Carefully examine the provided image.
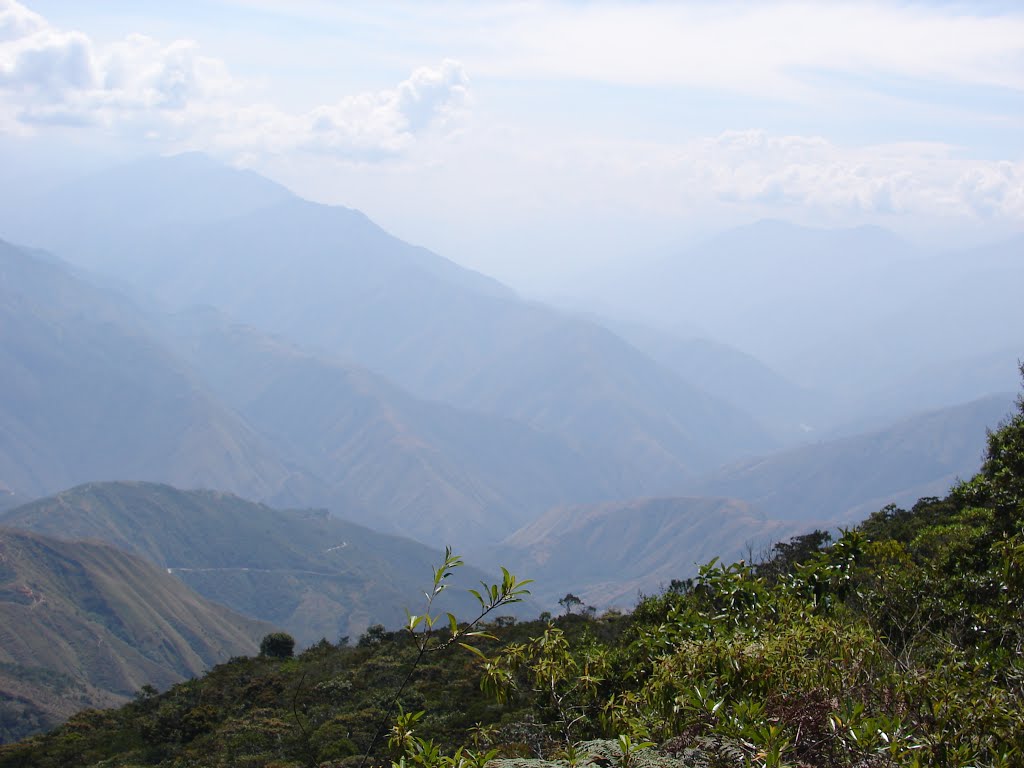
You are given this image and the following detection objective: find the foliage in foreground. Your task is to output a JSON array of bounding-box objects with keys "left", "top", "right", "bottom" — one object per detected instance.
[{"left": 3, "top": 374, "right": 1023, "bottom": 767}]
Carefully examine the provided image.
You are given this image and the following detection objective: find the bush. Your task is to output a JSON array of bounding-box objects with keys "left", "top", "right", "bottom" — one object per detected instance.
[{"left": 259, "top": 632, "right": 295, "bottom": 659}]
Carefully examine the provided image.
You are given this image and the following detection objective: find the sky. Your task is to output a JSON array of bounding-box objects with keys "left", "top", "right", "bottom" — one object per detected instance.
[{"left": 1, "top": 0, "right": 1022, "bottom": 291}]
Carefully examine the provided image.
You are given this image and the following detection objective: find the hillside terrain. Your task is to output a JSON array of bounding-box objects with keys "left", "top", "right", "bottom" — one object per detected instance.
[
  {"left": 2, "top": 371, "right": 1021, "bottom": 767},
  {"left": 2, "top": 232, "right": 777, "bottom": 550},
  {"left": 598, "top": 318, "right": 835, "bottom": 441},
  {"left": 496, "top": 497, "right": 811, "bottom": 607},
  {"left": 0, "top": 482, "right": 525, "bottom": 646},
  {"left": 157, "top": 308, "right": 625, "bottom": 544},
  {"left": 0, "top": 527, "right": 270, "bottom": 743},
  {"left": 686, "top": 392, "right": 1014, "bottom": 523},
  {"left": 1, "top": 152, "right": 1021, "bottom": 763},
  {"left": 0, "top": 238, "right": 300, "bottom": 505},
  {"left": 0, "top": 237, "right": 653, "bottom": 548}
]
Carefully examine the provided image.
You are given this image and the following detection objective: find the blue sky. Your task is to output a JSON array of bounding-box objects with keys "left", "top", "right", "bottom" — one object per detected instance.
[{"left": 2, "top": 0, "right": 1022, "bottom": 289}]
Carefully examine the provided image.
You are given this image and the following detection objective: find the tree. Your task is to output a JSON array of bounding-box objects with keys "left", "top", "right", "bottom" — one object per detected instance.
[
  {"left": 558, "top": 593, "right": 582, "bottom": 615},
  {"left": 259, "top": 632, "right": 295, "bottom": 659},
  {"left": 954, "top": 361, "right": 1024, "bottom": 532}
]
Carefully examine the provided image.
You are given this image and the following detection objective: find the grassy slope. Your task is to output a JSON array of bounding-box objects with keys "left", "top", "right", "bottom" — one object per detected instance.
[
  {"left": 0, "top": 528, "right": 271, "bottom": 743},
  {"left": 0, "top": 482, "right": 530, "bottom": 646}
]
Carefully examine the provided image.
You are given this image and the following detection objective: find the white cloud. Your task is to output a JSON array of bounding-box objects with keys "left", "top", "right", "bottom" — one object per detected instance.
[
  {"left": 299, "top": 59, "right": 468, "bottom": 157},
  {"left": 0, "top": 0, "right": 43, "bottom": 41},
  {"left": 442, "top": 127, "right": 1024, "bottom": 231},
  {"left": 0, "top": 1, "right": 468, "bottom": 159},
  {"left": 639, "top": 131, "right": 1024, "bottom": 223}
]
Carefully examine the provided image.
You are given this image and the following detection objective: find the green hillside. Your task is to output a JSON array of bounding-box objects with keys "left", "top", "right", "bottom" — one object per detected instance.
[
  {"left": 2, "top": 372, "right": 1021, "bottom": 767},
  {"left": 0, "top": 528, "right": 270, "bottom": 744},
  {"left": 0, "top": 482, "right": 525, "bottom": 646}
]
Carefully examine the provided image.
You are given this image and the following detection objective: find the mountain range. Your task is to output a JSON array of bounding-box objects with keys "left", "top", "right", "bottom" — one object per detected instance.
[
  {"left": 1, "top": 152, "right": 1020, "bottom": 743},
  {"left": 2, "top": 154, "right": 779, "bottom": 489},
  {"left": 595, "top": 219, "right": 1024, "bottom": 413}
]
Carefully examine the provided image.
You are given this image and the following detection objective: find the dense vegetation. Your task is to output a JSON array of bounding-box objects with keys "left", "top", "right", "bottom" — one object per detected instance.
[{"left": 2, "top": 375, "right": 1022, "bottom": 767}]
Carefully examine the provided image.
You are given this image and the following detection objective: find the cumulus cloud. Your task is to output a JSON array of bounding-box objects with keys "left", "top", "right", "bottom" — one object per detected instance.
[
  {"left": 300, "top": 60, "right": 468, "bottom": 156},
  {"left": 0, "top": 0, "right": 43, "bottom": 41},
  {"left": 670, "top": 131, "right": 1024, "bottom": 223},
  {"left": 516, "top": 129, "right": 1024, "bottom": 228},
  {"left": 0, "top": 0, "right": 468, "bottom": 159}
]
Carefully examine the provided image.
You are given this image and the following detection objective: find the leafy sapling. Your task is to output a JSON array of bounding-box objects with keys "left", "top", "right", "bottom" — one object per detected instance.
[
  {"left": 359, "top": 547, "right": 532, "bottom": 768},
  {"left": 616, "top": 734, "right": 656, "bottom": 768}
]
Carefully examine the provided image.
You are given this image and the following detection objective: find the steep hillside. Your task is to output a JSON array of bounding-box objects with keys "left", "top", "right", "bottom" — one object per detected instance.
[
  {"left": 158, "top": 309, "right": 626, "bottom": 545},
  {"left": 600, "top": 319, "right": 835, "bottom": 441},
  {"left": 0, "top": 239, "right": 301, "bottom": 505},
  {"left": 497, "top": 497, "right": 810, "bottom": 608},
  {"left": 0, "top": 486, "right": 25, "bottom": 514},
  {"left": 2, "top": 237, "right": 638, "bottom": 548},
  {"left": 0, "top": 527, "right": 269, "bottom": 742},
  {"left": 0, "top": 482, "right": 526, "bottom": 645},
  {"left": 140, "top": 195, "right": 775, "bottom": 483},
  {"left": 687, "top": 393, "right": 1014, "bottom": 522}
]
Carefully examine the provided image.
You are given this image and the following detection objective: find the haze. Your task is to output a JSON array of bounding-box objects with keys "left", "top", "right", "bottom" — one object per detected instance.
[{"left": 1, "top": 0, "right": 1021, "bottom": 293}]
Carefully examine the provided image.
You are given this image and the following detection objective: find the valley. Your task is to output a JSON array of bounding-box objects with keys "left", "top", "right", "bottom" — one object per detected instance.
[{"left": 0, "top": 150, "right": 1020, "bottom": 754}]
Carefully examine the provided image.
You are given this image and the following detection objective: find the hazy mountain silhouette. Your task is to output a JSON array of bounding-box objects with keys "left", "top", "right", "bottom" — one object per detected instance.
[
  {"left": 157, "top": 307, "right": 627, "bottom": 545},
  {"left": 0, "top": 239, "right": 301, "bottom": 504},
  {"left": 0, "top": 238, "right": 646, "bottom": 549},
  {"left": 598, "top": 317, "right": 834, "bottom": 441},
  {"left": 495, "top": 496, "right": 810, "bottom": 609},
  {"left": 686, "top": 393, "right": 1014, "bottom": 523},
  {"left": 5, "top": 153, "right": 777, "bottom": 485},
  {"left": 599, "top": 220, "right": 1023, "bottom": 410},
  {"left": 0, "top": 153, "right": 293, "bottom": 275}
]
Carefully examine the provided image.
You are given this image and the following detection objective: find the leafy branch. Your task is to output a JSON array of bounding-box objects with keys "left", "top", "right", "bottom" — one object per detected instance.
[{"left": 359, "top": 547, "right": 532, "bottom": 768}]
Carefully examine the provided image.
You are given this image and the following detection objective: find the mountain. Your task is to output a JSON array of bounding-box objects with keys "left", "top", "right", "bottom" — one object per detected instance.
[
  {"left": 829, "top": 346, "right": 1024, "bottom": 438},
  {"left": 138, "top": 194, "right": 776, "bottom": 483},
  {"left": 600, "top": 220, "right": 1024, "bottom": 408},
  {"left": 598, "top": 318, "right": 835, "bottom": 441},
  {"left": 496, "top": 497, "right": 810, "bottom": 609},
  {"left": 686, "top": 393, "right": 1014, "bottom": 523},
  {"left": 4, "top": 154, "right": 777, "bottom": 486},
  {"left": 0, "top": 238, "right": 301, "bottom": 505},
  {"left": 798, "top": 235, "right": 1024, "bottom": 403},
  {"left": 608, "top": 220, "right": 916, "bottom": 364},
  {"left": 0, "top": 526, "right": 270, "bottom": 742},
  {"left": 156, "top": 308, "right": 627, "bottom": 545},
  {"left": 1, "top": 237, "right": 634, "bottom": 548},
  {"left": 0, "top": 486, "right": 25, "bottom": 514},
  {"left": 0, "top": 482, "right": 530, "bottom": 646},
  {"left": 0, "top": 152, "right": 294, "bottom": 275}
]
